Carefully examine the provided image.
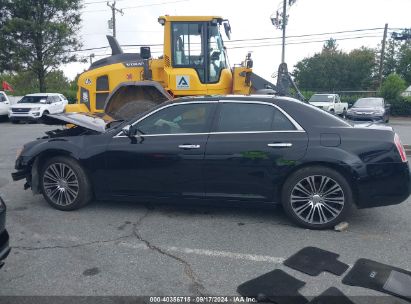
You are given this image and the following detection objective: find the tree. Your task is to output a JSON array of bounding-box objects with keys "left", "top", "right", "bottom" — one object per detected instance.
[
  {"left": 0, "top": 0, "right": 82, "bottom": 92},
  {"left": 293, "top": 40, "right": 377, "bottom": 91},
  {"left": 0, "top": 69, "right": 71, "bottom": 96},
  {"left": 381, "top": 37, "right": 411, "bottom": 84},
  {"left": 382, "top": 38, "right": 401, "bottom": 78},
  {"left": 379, "top": 73, "right": 406, "bottom": 101},
  {"left": 396, "top": 41, "right": 411, "bottom": 84},
  {"left": 322, "top": 38, "right": 338, "bottom": 53}
]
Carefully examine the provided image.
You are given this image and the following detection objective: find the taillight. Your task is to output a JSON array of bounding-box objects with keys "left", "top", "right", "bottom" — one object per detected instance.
[{"left": 394, "top": 133, "right": 407, "bottom": 162}]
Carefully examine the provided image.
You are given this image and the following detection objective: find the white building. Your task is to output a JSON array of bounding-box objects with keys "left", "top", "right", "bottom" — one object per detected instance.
[{"left": 402, "top": 85, "right": 411, "bottom": 97}]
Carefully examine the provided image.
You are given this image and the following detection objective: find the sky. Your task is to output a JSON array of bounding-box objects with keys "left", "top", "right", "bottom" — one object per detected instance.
[{"left": 64, "top": 0, "right": 411, "bottom": 82}]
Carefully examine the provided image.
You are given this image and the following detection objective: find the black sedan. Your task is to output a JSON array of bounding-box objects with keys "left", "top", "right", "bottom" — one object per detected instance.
[
  {"left": 346, "top": 97, "right": 390, "bottom": 123},
  {"left": 0, "top": 195, "right": 10, "bottom": 269},
  {"left": 12, "top": 96, "right": 410, "bottom": 229}
]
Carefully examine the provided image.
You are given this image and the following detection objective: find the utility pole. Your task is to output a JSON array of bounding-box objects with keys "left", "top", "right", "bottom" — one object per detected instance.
[
  {"left": 89, "top": 53, "right": 95, "bottom": 65},
  {"left": 281, "top": 0, "right": 287, "bottom": 63},
  {"left": 271, "top": 0, "right": 296, "bottom": 63},
  {"left": 107, "top": 1, "right": 124, "bottom": 38},
  {"left": 378, "top": 23, "right": 388, "bottom": 87}
]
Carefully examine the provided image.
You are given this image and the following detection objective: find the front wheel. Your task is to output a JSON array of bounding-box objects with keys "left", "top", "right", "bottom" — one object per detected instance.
[
  {"left": 281, "top": 166, "right": 353, "bottom": 229},
  {"left": 40, "top": 156, "right": 92, "bottom": 211}
]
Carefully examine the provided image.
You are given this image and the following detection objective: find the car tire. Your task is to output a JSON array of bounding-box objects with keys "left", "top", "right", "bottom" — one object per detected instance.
[
  {"left": 40, "top": 156, "right": 92, "bottom": 211},
  {"left": 281, "top": 166, "right": 353, "bottom": 229},
  {"left": 11, "top": 119, "right": 19, "bottom": 124}
]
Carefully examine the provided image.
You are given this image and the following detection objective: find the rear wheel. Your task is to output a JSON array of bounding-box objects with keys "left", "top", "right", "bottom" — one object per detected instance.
[
  {"left": 40, "top": 156, "right": 92, "bottom": 211},
  {"left": 281, "top": 166, "right": 352, "bottom": 229}
]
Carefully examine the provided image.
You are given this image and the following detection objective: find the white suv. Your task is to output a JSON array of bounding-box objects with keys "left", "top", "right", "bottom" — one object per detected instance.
[
  {"left": 9, "top": 93, "right": 68, "bottom": 123},
  {"left": 0, "top": 91, "right": 10, "bottom": 119}
]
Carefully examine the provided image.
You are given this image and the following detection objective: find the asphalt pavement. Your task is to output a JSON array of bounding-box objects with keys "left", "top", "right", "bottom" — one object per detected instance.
[{"left": 0, "top": 120, "right": 410, "bottom": 303}]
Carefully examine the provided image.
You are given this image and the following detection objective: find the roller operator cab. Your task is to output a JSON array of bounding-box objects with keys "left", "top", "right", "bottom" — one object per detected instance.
[{"left": 69, "top": 16, "right": 253, "bottom": 119}]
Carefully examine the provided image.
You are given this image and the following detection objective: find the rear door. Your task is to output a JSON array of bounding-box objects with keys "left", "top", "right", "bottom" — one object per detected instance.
[{"left": 203, "top": 101, "right": 308, "bottom": 202}]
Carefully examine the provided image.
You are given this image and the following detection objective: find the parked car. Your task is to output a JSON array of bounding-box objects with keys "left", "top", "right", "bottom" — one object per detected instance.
[
  {"left": 346, "top": 97, "right": 390, "bottom": 123},
  {"left": 0, "top": 91, "right": 11, "bottom": 119},
  {"left": 9, "top": 93, "right": 68, "bottom": 123},
  {"left": 0, "top": 195, "right": 10, "bottom": 269},
  {"left": 309, "top": 94, "right": 348, "bottom": 116},
  {"left": 12, "top": 96, "right": 410, "bottom": 229}
]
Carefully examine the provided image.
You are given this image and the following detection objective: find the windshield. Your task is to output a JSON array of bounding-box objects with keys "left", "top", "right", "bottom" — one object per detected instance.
[
  {"left": 353, "top": 98, "right": 383, "bottom": 108},
  {"left": 18, "top": 96, "right": 48, "bottom": 104},
  {"left": 309, "top": 95, "right": 335, "bottom": 102}
]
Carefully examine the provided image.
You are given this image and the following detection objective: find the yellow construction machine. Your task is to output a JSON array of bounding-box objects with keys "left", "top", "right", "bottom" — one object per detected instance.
[{"left": 67, "top": 15, "right": 303, "bottom": 119}]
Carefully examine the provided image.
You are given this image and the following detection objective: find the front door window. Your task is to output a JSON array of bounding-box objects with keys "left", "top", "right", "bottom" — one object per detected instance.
[{"left": 136, "top": 103, "right": 215, "bottom": 135}]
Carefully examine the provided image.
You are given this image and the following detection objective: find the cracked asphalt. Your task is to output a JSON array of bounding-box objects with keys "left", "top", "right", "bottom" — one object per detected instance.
[{"left": 0, "top": 121, "right": 410, "bottom": 303}]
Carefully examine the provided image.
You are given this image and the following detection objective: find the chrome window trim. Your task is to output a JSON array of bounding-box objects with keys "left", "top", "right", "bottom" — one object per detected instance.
[
  {"left": 217, "top": 100, "right": 305, "bottom": 132},
  {"left": 114, "top": 99, "right": 305, "bottom": 138}
]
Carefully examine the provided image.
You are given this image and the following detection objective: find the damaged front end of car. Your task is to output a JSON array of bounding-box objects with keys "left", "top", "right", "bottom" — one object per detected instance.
[{"left": 11, "top": 112, "right": 113, "bottom": 194}]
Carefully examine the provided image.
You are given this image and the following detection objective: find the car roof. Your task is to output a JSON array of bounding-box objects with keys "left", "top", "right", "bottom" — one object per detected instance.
[
  {"left": 24, "top": 93, "right": 62, "bottom": 97},
  {"left": 171, "top": 94, "right": 301, "bottom": 105},
  {"left": 357, "top": 97, "right": 383, "bottom": 100},
  {"left": 311, "top": 93, "right": 337, "bottom": 96}
]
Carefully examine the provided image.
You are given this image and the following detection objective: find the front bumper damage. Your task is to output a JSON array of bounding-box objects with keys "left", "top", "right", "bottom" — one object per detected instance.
[{"left": 12, "top": 156, "right": 40, "bottom": 193}]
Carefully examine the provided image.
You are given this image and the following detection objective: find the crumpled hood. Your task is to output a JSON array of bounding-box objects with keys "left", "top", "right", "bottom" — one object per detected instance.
[{"left": 42, "top": 112, "right": 114, "bottom": 133}]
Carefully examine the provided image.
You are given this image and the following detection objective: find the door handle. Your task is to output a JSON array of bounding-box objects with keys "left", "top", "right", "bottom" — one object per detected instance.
[
  {"left": 268, "top": 143, "right": 293, "bottom": 148},
  {"left": 178, "top": 144, "right": 201, "bottom": 149}
]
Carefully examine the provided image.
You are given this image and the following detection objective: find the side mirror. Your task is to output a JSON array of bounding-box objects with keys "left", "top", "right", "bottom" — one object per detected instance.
[
  {"left": 140, "top": 46, "right": 151, "bottom": 60},
  {"left": 122, "top": 125, "right": 134, "bottom": 137},
  {"left": 223, "top": 22, "right": 231, "bottom": 40}
]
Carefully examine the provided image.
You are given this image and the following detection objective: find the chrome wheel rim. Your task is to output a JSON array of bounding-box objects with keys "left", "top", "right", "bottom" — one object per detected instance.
[
  {"left": 290, "top": 175, "right": 345, "bottom": 225},
  {"left": 43, "top": 163, "right": 79, "bottom": 206}
]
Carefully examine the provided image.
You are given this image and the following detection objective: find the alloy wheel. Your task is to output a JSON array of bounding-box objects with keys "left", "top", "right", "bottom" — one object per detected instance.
[
  {"left": 290, "top": 175, "right": 345, "bottom": 225},
  {"left": 43, "top": 163, "right": 79, "bottom": 206}
]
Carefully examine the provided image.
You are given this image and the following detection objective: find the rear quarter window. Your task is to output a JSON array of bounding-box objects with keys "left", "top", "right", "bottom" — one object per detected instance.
[{"left": 275, "top": 98, "right": 351, "bottom": 128}]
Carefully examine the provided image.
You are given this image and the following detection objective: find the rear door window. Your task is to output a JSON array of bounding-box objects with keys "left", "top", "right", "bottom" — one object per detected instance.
[{"left": 215, "top": 102, "right": 296, "bottom": 132}]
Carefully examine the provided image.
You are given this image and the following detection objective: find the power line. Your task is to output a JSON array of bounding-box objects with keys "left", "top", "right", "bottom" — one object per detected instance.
[
  {"left": 82, "top": 0, "right": 189, "bottom": 12},
  {"left": 83, "top": 0, "right": 128, "bottom": 5},
  {"left": 226, "top": 27, "right": 386, "bottom": 43},
  {"left": 71, "top": 33, "right": 384, "bottom": 57},
  {"left": 226, "top": 35, "right": 383, "bottom": 50}
]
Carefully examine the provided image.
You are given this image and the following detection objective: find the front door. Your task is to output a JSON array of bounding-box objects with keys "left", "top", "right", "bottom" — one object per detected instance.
[
  {"left": 105, "top": 102, "right": 216, "bottom": 199},
  {"left": 204, "top": 101, "right": 308, "bottom": 202}
]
